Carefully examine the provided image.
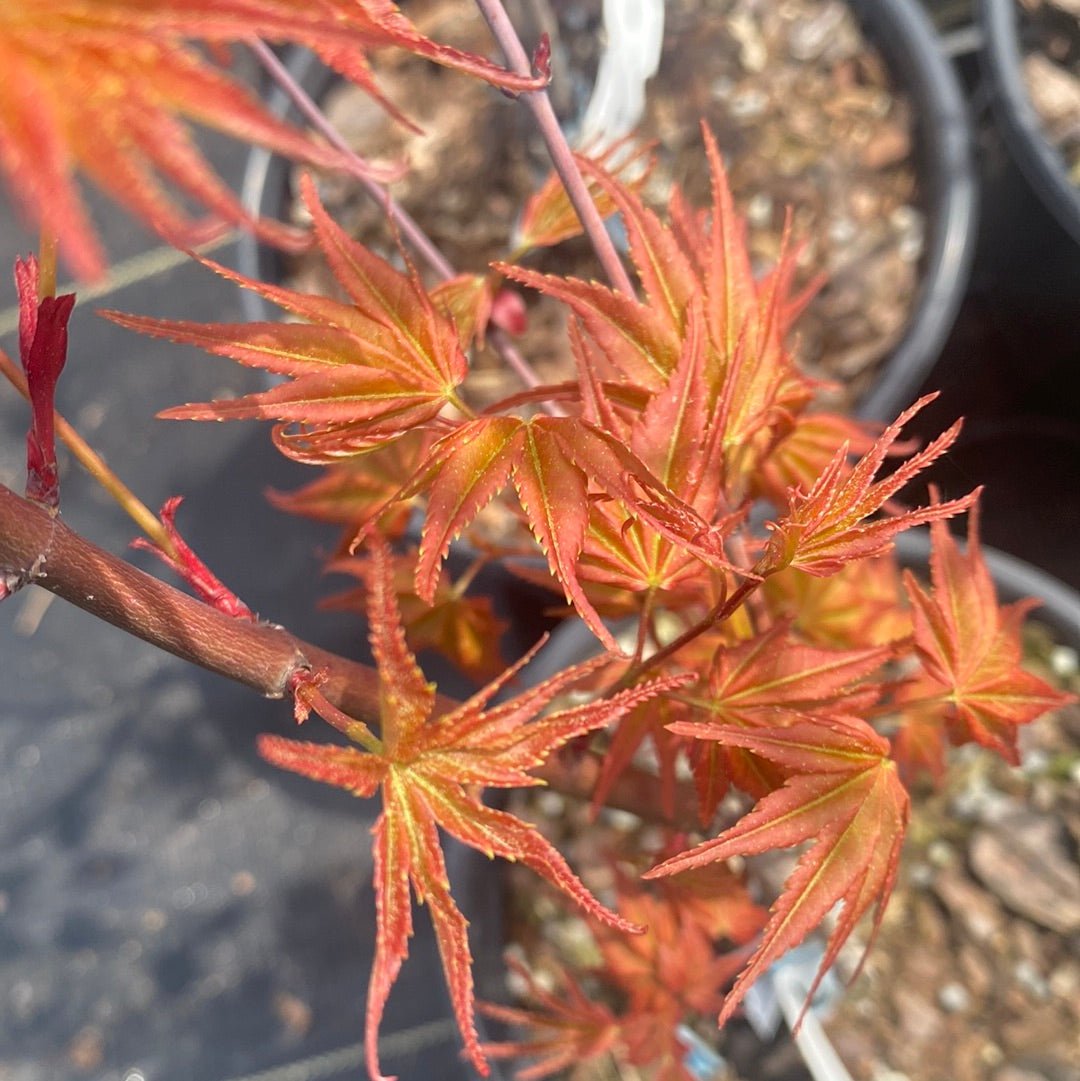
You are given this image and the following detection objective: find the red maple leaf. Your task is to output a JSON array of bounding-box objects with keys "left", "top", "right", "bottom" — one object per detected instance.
[
  {"left": 266, "top": 428, "right": 432, "bottom": 545},
  {"left": 321, "top": 547, "right": 510, "bottom": 681},
  {"left": 675, "top": 622, "right": 892, "bottom": 808},
  {"left": 500, "top": 124, "right": 815, "bottom": 498},
  {"left": 481, "top": 957, "right": 621, "bottom": 1081},
  {"left": 515, "top": 141, "right": 654, "bottom": 254},
  {"left": 761, "top": 553, "right": 911, "bottom": 650},
  {"left": 258, "top": 536, "right": 686, "bottom": 1079},
  {"left": 402, "top": 412, "right": 728, "bottom": 651},
  {"left": 760, "top": 395, "right": 978, "bottom": 577}
]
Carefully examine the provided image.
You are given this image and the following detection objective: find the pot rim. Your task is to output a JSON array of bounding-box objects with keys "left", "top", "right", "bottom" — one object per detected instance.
[
  {"left": 238, "top": 0, "right": 978, "bottom": 422},
  {"left": 979, "top": 0, "right": 1080, "bottom": 248}
]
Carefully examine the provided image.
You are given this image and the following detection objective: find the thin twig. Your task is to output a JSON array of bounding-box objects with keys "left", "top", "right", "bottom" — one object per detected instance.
[
  {"left": 473, "top": 0, "right": 635, "bottom": 296},
  {"left": 250, "top": 39, "right": 455, "bottom": 282},
  {"left": 249, "top": 38, "right": 559, "bottom": 407}
]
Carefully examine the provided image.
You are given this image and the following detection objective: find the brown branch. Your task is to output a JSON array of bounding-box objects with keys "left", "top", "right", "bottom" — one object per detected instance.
[
  {"left": 0, "top": 483, "right": 694, "bottom": 827},
  {"left": 0, "top": 482, "right": 382, "bottom": 718}
]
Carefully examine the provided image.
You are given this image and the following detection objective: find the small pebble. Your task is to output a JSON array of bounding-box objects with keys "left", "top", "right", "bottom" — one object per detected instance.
[
  {"left": 1048, "top": 963, "right": 1079, "bottom": 999},
  {"left": 1013, "top": 959, "right": 1050, "bottom": 999},
  {"left": 926, "top": 840, "right": 954, "bottom": 867},
  {"left": 871, "top": 1069, "right": 911, "bottom": 1081},
  {"left": 1049, "top": 644, "right": 1078, "bottom": 678},
  {"left": 536, "top": 791, "right": 565, "bottom": 818},
  {"left": 1021, "top": 749, "right": 1050, "bottom": 776},
  {"left": 603, "top": 808, "right": 642, "bottom": 832},
  {"left": 908, "top": 862, "right": 933, "bottom": 887},
  {"left": 938, "top": 982, "right": 970, "bottom": 1013}
]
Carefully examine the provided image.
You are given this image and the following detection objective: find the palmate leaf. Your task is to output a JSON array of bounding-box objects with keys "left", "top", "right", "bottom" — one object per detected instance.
[
  {"left": 699, "top": 622, "right": 891, "bottom": 727},
  {"left": 754, "top": 411, "right": 881, "bottom": 510},
  {"left": 515, "top": 141, "right": 654, "bottom": 254},
  {"left": 898, "top": 511, "right": 1074, "bottom": 770},
  {"left": 322, "top": 547, "right": 510, "bottom": 680},
  {"left": 595, "top": 887, "right": 747, "bottom": 1019},
  {"left": 208, "top": 0, "right": 551, "bottom": 97},
  {"left": 267, "top": 428, "right": 433, "bottom": 544},
  {"left": 646, "top": 715, "right": 909, "bottom": 1029},
  {"left": 760, "top": 395, "right": 979, "bottom": 577},
  {"left": 502, "top": 126, "right": 815, "bottom": 497},
  {"left": 0, "top": 1, "right": 546, "bottom": 280},
  {"left": 650, "top": 860, "right": 767, "bottom": 945},
  {"left": 105, "top": 176, "right": 467, "bottom": 451},
  {"left": 566, "top": 316, "right": 742, "bottom": 608},
  {"left": 762, "top": 554, "right": 912, "bottom": 650},
  {"left": 676, "top": 623, "right": 893, "bottom": 804},
  {"left": 481, "top": 958, "right": 621, "bottom": 1081},
  {"left": 258, "top": 537, "right": 685, "bottom": 1080},
  {"left": 593, "top": 889, "right": 747, "bottom": 1081},
  {"left": 403, "top": 413, "right": 730, "bottom": 650},
  {"left": 485, "top": 876, "right": 757, "bottom": 1081},
  {"left": 0, "top": 2, "right": 339, "bottom": 280}
]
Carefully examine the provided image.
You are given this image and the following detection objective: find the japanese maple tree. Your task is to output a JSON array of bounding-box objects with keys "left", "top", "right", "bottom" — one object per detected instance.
[{"left": 0, "top": 3, "right": 1073, "bottom": 1080}]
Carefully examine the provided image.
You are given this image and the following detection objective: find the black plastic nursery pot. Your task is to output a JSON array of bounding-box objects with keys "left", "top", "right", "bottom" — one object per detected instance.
[
  {"left": 979, "top": 0, "right": 1080, "bottom": 247},
  {"left": 238, "top": 0, "right": 977, "bottom": 425},
  {"left": 844, "top": 0, "right": 978, "bottom": 421}
]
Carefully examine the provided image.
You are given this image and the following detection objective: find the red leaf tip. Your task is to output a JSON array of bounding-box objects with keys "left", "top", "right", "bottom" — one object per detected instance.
[
  {"left": 14, "top": 255, "right": 75, "bottom": 508},
  {"left": 132, "top": 497, "right": 255, "bottom": 620}
]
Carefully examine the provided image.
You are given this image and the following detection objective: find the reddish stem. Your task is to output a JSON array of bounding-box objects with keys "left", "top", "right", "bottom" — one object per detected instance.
[
  {"left": 473, "top": 0, "right": 636, "bottom": 296},
  {"left": 249, "top": 38, "right": 556, "bottom": 406},
  {"left": 249, "top": 39, "right": 456, "bottom": 281}
]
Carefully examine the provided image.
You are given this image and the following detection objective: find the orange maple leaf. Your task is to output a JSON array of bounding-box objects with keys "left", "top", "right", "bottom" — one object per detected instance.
[
  {"left": 258, "top": 537, "right": 686, "bottom": 1079},
  {"left": 676, "top": 622, "right": 893, "bottom": 807},
  {"left": 0, "top": 2, "right": 337, "bottom": 280},
  {"left": 762, "top": 553, "right": 912, "bottom": 650},
  {"left": 0, "top": 0, "right": 546, "bottom": 280},
  {"left": 481, "top": 957, "right": 621, "bottom": 1081},
  {"left": 514, "top": 140, "right": 654, "bottom": 254},
  {"left": 105, "top": 175, "right": 468, "bottom": 454},
  {"left": 499, "top": 126, "right": 810, "bottom": 419},
  {"left": 266, "top": 428, "right": 433, "bottom": 545},
  {"left": 646, "top": 715, "right": 909, "bottom": 1029},
  {"left": 403, "top": 412, "right": 729, "bottom": 651},
  {"left": 322, "top": 547, "right": 510, "bottom": 681},
  {"left": 760, "top": 395, "right": 978, "bottom": 577},
  {"left": 898, "top": 510, "right": 1074, "bottom": 769},
  {"left": 595, "top": 887, "right": 750, "bottom": 1020}
]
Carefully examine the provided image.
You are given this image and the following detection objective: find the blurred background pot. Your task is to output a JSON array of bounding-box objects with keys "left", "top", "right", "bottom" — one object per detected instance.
[
  {"left": 979, "top": 0, "right": 1080, "bottom": 246},
  {"left": 239, "top": 0, "right": 978, "bottom": 423}
]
